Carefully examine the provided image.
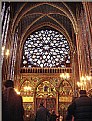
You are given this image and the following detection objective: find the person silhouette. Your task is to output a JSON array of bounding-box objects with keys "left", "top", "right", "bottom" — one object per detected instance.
[
  {"left": 49, "top": 110, "right": 58, "bottom": 121},
  {"left": 35, "top": 102, "right": 50, "bottom": 121},
  {"left": 66, "top": 90, "right": 92, "bottom": 121},
  {"left": 2, "top": 80, "right": 24, "bottom": 121}
]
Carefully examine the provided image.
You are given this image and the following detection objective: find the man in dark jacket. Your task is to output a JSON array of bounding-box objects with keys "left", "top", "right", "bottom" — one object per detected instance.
[
  {"left": 2, "top": 80, "right": 24, "bottom": 121},
  {"left": 66, "top": 90, "right": 92, "bottom": 121},
  {"left": 35, "top": 102, "right": 50, "bottom": 121}
]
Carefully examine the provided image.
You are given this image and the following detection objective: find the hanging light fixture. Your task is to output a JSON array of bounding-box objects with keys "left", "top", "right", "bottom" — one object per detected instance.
[
  {"left": 60, "top": 72, "right": 70, "bottom": 80},
  {"left": 5, "top": 49, "right": 9, "bottom": 57},
  {"left": 77, "top": 75, "right": 92, "bottom": 90},
  {"left": 2, "top": 46, "right": 10, "bottom": 57}
]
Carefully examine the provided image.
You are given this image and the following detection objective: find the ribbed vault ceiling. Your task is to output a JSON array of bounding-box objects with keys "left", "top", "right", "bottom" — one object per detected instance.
[{"left": 10, "top": 2, "right": 83, "bottom": 52}]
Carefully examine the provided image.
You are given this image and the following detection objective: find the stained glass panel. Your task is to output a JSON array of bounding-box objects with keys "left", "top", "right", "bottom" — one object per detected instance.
[{"left": 22, "top": 30, "right": 70, "bottom": 68}]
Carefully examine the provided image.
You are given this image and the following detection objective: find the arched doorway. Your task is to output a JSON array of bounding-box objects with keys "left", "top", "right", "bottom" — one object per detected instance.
[
  {"left": 35, "top": 81, "right": 57, "bottom": 113},
  {"left": 20, "top": 80, "right": 34, "bottom": 120},
  {"left": 59, "top": 80, "right": 73, "bottom": 120}
]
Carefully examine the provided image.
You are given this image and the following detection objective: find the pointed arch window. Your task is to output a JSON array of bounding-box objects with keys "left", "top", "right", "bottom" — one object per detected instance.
[{"left": 22, "top": 29, "right": 71, "bottom": 68}]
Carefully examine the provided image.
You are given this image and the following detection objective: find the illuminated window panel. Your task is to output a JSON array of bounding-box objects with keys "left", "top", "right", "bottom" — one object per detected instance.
[
  {"left": 22, "top": 30, "right": 70, "bottom": 68},
  {"left": 36, "top": 81, "right": 56, "bottom": 98}
]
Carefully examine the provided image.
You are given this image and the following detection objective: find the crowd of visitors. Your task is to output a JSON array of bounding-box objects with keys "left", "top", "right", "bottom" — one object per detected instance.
[{"left": 2, "top": 79, "right": 92, "bottom": 121}]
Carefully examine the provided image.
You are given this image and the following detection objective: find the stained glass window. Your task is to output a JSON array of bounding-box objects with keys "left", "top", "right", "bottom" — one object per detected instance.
[{"left": 22, "top": 30, "right": 70, "bottom": 68}]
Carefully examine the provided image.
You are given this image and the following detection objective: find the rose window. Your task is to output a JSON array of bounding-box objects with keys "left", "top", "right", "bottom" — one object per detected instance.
[{"left": 22, "top": 30, "right": 70, "bottom": 68}]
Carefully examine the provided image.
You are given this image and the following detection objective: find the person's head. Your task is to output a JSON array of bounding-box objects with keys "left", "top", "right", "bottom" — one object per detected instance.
[
  {"left": 40, "top": 102, "right": 44, "bottom": 107},
  {"left": 79, "top": 90, "right": 87, "bottom": 96},
  {"left": 4, "top": 80, "right": 14, "bottom": 88}
]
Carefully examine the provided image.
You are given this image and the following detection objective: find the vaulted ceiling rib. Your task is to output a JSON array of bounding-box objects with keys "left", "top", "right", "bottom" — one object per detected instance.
[{"left": 10, "top": 2, "right": 81, "bottom": 54}]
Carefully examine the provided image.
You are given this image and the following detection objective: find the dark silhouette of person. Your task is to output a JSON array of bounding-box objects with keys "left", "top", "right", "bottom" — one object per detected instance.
[
  {"left": 66, "top": 90, "right": 92, "bottom": 121},
  {"left": 35, "top": 102, "right": 50, "bottom": 121},
  {"left": 2, "top": 80, "right": 24, "bottom": 121},
  {"left": 49, "top": 110, "right": 58, "bottom": 121}
]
